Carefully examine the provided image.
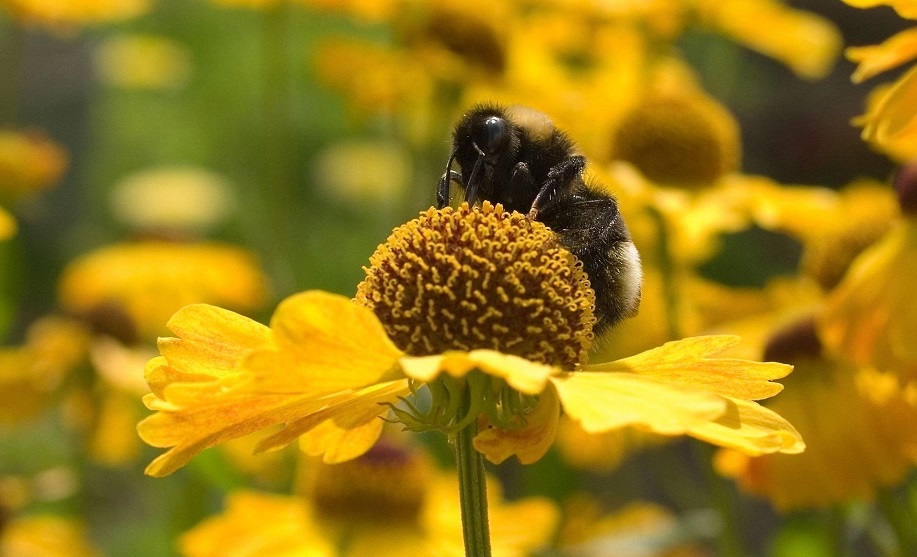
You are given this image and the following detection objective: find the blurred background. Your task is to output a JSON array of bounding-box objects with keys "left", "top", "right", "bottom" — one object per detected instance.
[{"left": 2, "top": 0, "right": 916, "bottom": 556}]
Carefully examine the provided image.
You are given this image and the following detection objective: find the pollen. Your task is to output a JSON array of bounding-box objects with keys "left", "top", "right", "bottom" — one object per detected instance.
[
  {"left": 611, "top": 94, "right": 741, "bottom": 186},
  {"left": 355, "top": 202, "right": 596, "bottom": 369}
]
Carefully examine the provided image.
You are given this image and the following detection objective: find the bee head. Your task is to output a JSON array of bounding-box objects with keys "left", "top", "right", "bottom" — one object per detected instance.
[
  {"left": 470, "top": 114, "right": 510, "bottom": 158},
  {"left": 447, "top": 105, "right": 520, "bottom": 205}
]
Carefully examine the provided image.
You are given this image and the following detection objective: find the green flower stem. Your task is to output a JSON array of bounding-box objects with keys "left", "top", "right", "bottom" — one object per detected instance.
[{"left": 452, "top": 389, "right": 493, "bottom": 557}]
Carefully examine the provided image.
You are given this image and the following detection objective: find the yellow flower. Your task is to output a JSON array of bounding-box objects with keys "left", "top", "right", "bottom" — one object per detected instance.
[
  {"left": 139, "top": 203, "right": 802, "bottom": 478},
  {"left": 94, "top": 34, "right": 192, "bottom": 91},
  {"left": 108, "top": 166, "right": 236, "bottom": 234},
  {"left": 557, "top": 496, "right": 710, "bottom": 556},
  {"left": 0, "top": 0, "right": 149, "bottom": 30},
  {"left": 732, "top": 177, "right": 900, "bottom": 290},
  {"left": 844, "top": 0, "right": 917, "bottom": 159},
  {"left": 0, "top": 317, "right": 90, "bottom": 424},
  {"left": 819, "top": 216, "right": 917, "bottom": 377},
  {"left": 610, "top": 90, "right": 741, "bottom": 187},
  {"left": 694, "top": 0, "right": 842, "bottom": 80},
  {"left": 58, "top": 241, "right": 269, "bottom": 341},
  {"left": 181, "top": 441, "right": 557, "bottom": 557},
  {"left": 716, "top": 315, "right": 917, "bottom": 510},
  {"left": 0, "top": 129, "right": 68, "bottom": 201},
  {"left": 0, "top": 206, "right": 15, "bottom": 240},
  {"left": 0, "top": 515, "right": 101, "bottom": 557}
]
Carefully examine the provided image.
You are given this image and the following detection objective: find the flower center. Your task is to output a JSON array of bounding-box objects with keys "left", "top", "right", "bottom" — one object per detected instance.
[
  {"left": 612, "top": 94, "right": 740, "bottom": 186},
  {"left": 355, "top": 202, "right": 596, "bottom": 369},
  {"left": 801, "top": 205, "right": 896, "bottom": 290},
  {"left": 306, "top": 442, "right": 430, "bottom": 524}
]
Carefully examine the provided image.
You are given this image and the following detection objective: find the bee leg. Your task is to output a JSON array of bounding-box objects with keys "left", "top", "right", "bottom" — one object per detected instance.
[
  {"left": 507, "top": 162, "right": 535, "bottom": 213},
  {"left": 437, "top": 170, "right": 463, "bottom": 209},
  {"left": 529, "top": 155, "right": 586, "bottom": 219}
]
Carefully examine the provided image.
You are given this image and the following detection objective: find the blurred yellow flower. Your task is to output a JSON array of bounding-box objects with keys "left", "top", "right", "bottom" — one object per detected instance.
[
  {"left": 0, "top": 0, "right": 149, "bottom": 30},
  {"left": 558, "top": 496, "right": 711, "bottom": 556},
  {"left": 0, "top": 515, "right": 102, "bottom": 557},
  {"left": 0, "top": 206, "right": 16, "bottom": 240},
  {"left": 313, "top": 39, "right": 435, "bottom": 117},
  {"left": 0, "top": 129, "right": 68, "bottom": 201},
  {"left": 694, "top": 0, "right": 842, "bottom": 80},
  {"left": 610, "top": 91, "right": 741, "bottom": 187},
  {"left": 81, "top": 338, "right": 156, "bottom": 466},
  {"left": 819, "top": 216, "right": 917, "bottom": 378},
  {"left": 139, "top": 203, "right": 802, "bottom": 478},
  {"left": 95, "top": 34, "right": 192, "bottom": 91},
  {"left": 108, "top": 166, "right": 236, "bottom": 235},
  {"left": 0, "top": 317, "right": 90, "bottom": 424},
  {"left": 731, "top": 177, "right": 900, "bottom": 291},
  {"left": 58, "top": 241, "right": 269, "bottom": 341},
  {"left": 181, "top": 454, "right": 557, "bottom": 557},
  {"left": 844, "top": 0, "right": 917, "bottom": 160},
  {"left": 312, "top": 140, "right": 410, "bottom": 207},
  {"left": 716, "top": 316, "right": 917, "bottom": 510}
]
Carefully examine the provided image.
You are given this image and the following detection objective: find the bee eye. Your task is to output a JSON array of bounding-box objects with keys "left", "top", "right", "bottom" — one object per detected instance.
[{"left": 475, "top": 116, "right": 509, "bottom": 155}]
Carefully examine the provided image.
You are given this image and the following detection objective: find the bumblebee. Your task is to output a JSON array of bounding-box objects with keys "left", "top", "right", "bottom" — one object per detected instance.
[{"left": 437, "top": 104, "right": 642, "bottom": 334}]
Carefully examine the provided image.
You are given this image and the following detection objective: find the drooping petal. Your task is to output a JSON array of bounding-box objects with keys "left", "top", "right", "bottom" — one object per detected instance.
[
  {"left": 255, "top": 379, "right": 411, "bottom": 461},
  {"left": 687, "top": 396, "right": 805, "bottom": 455},
  {"left": 587, "top": 336, "right": 791, "bottom": 400},
  {"left": 138, "top": 385, "right": 345, "bottom": 477},
  {"left": 399, "top": 350, "right": 557, "bottom": 394},
  {"left": 550, "top": 372, "right": 726, "bottom": 435},
  {"left": 473, "top": 386, "right": 560, "bottom": 465},
  {"left": 265, "top": 290, "right": 405, "bottom": 390}
]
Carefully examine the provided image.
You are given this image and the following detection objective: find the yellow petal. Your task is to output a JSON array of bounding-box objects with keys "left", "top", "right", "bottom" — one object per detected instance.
[
  {"left": 688, "top": 397, "right": 805, "bottom": 455},
  {"left": 840, "top": 0, "right": 917, "bottom": 19},
  {"left": 701, "top": 0, "right": 842, "bottom": 79},
  {"left": 550, "top": 373, "right": 726, "bottom": 435},
  {"left": 588, "top": 336, "right": 791, "bottom": 400},
  {"left": 138, "top": 386, "right": 340, "bottom": 477},
  {"left": 473, "top": 386, "right": 560, "bottom": 465},
  {"left": 848, "top": 27, "right": 917, "bottom": 82},
  {"left": 255, "top": 380, "right": 411, "bottom": 459},
  {"left": 820, "top": 220, "right": 917, "bottom": 373},
  {"left": 157, "top": 303, "right": 272, "bottom": 378},
  {"left": 264, "top": 290, "right": 404, "bottom": 389},
  {"left": 861, "top": 64, "right": 917, "bottom": 161},
  {"left": 399, "top": 350, "right": 556, "bottom": 394}
]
